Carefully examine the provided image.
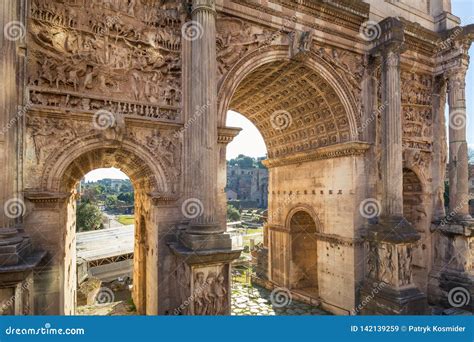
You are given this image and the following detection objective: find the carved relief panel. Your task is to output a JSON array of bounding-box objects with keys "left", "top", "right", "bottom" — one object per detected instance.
[
  {"left": 216, "top": 15, "right": 278, "bottom": 80},
  {"left": 191, "top": 264, "right": 229, "bottom": 315},
  {"left": 401, "top": 71, "right": 434, "bottom": 152},
  {"left": 28, "top": 0, "right": 183, "bottom": 121},
  {"left": 365, "top": 241, "right": 414, "bottom": 288}
]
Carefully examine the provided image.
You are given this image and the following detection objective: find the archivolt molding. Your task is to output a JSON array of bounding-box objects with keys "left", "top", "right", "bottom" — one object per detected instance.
[
  {"left": 26, "top": 114, "right": 179, "bottom": 195},
  {"left": 284, "top": 204, "right": 322, "bottom": 232},
  {"left": 217, "top": 44, "right": 364, "bottom": 160}
]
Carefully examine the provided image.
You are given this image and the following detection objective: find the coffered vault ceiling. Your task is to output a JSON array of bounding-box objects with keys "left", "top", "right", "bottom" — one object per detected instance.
[{"left": 229, "top": 60, "right": 351, "bottom": 159}]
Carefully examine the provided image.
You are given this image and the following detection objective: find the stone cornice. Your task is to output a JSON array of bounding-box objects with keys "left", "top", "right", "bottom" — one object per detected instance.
[
  {"left": 217, "top": 126, "right": 242, "bottom": 144},
  {"left": 267, "top": 224, "right": 362, "bottom": 246},
  {"left": 23, "top": 190, "right": 70, "bottom": 203},
  {"left": 224, "top": 0, "right": 369, "bottom": 46},
  {"left": 149, "top": 192, "right": 179, "bottom": 206},
  {"left": 262, "top": 141, "right": 371, "bottom": 168},
  {"left": 370, "top": 17, "right": 406, "bottom": 56}
]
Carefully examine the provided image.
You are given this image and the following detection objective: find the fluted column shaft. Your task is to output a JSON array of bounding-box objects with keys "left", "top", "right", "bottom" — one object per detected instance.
[
  {"left": 447, "top": 69, "right": 471, "bottom": 219},
  {"left": 188, "top": 0, "right": 220, "bottom": 232},
  {"left": 381, "top": 48, "right": 404, "bottom": 218}
]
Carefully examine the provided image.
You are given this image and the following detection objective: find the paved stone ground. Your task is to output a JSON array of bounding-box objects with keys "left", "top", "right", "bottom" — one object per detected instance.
[
  {"left": 77, "top": 301, "right": 136, "bottom": 316},
  {"left": 231, "top": 283, "right": 330, "bottom": 316}
]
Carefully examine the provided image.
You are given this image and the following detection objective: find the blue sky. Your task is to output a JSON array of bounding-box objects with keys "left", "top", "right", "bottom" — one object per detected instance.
[
  {"left": 452, "top": 0, "right": 474, "bottom": 150},
  {"left": 85, "top": 2, "right": 474, "bottom": 181}
]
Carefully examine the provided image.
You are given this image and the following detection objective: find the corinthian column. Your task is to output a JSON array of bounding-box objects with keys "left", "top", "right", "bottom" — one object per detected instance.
[
  {"left": 446, "top": 68, "right": 472, "bottom": 220},
  {"left": 187, "top": 0, "right": 221, "bottom": 234},
  {"left": 360, "top": 18, "right": 426, "bottom": 315},
  {"left": 380, "top": 47, "right": 404, "bottom": 219}
]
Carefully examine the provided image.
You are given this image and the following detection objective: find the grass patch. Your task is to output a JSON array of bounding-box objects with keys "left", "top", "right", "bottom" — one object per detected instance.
[{"left": 117, "top": 215, "right": 134, "bottom": 225}]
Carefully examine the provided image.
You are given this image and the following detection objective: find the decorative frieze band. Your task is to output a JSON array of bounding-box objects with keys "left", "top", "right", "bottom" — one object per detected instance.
[{"left": 262, "top": 141, "right": 370, "bottom": 168}]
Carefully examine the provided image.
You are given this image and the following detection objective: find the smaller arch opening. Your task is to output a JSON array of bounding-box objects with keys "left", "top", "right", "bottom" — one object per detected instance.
[
  {"left": 289, "top": 211, "right": 319, "bottom": 298},
  {"left": 402, "top": 168, "right": 428, "bottom": 293}
]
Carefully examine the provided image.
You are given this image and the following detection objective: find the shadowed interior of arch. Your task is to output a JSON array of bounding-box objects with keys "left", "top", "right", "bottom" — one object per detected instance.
[
  {"left": 288, "top": 211, "right": 319, "bottom": 298},
  {"left": 57, "top": 148, "right": 157, "bottom": 315}
]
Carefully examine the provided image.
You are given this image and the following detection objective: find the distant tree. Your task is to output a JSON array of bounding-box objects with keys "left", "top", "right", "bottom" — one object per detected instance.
[
  {"left": 76, "top": 202, "right": 104, "bottom": 232},
  {"left": 256, "top": 157, "right": 267, "bottom": 169},
  {"left": 228, "top": 155, "right": 255, "bottom": 168},
  {"left": 81, "top": 186, "right": 100, "bottom": 203},
  {"left": 119, "top": 182, "right": 133, "bottom": 193},
  {"left": 118, "top": 192, "right": 134, "bottom": 204},
  {"left": 227, "top": 204, "right": 241, "bottom": 221},
  {"left": 105, "top": 195, "right": 118, "bottom": 211}
]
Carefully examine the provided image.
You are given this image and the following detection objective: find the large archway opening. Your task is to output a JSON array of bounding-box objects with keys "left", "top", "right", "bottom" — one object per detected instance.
[
  {"left": 75, "top": 168, "right": 137, "bottom": 315},
  {"left": 27, "top": 144, "right": 165, "bottom": 316},
  {"left": 221, "top": 53, "right": 360, "bottom": 315}
]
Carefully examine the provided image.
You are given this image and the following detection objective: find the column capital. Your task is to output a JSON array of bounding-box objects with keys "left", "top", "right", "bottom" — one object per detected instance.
[
  {"left": 382, "top": 48, "right": 401, "bottom": 68},
  {"left": 370, "top": 17, "right": 405, "bottom": 57},
  {"left": 192, "top": 0, "right": 216, "bottom": 16},
  {"left": 445, "top": 66, "right": 467, "bottom": 86}
]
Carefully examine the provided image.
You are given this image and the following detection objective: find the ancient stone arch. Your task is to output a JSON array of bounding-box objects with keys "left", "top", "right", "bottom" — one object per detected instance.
[
  {"left": 1, "top": 0, "right": 473, "bottom": 316},
  {"left": 217, "top": 46, "right": 362, "bottom": 139}
]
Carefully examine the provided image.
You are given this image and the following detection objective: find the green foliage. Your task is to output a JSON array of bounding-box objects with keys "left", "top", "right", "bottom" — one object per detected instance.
[
  {"left": 227, "top": 204, "right": 241, "bottom": 221},
  {"left": 117, "top": 215, "right": 134, "bottom": 225},
  {"left": 227, "top": 154, "right": 267, "bottom": 169},
  {"left": 76, "top": 201, "right": 104, "bottom": 232},
  {"left": 117, "top": 192, "right": 134, "bottom": 204}
]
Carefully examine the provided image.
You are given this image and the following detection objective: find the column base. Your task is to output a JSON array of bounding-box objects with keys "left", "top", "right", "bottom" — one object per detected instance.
[
  {"left": 360, "top": 216, "right": 428, "bottom": 314},
  {"left": 366, "top": 215, "right": 420, "bottom": 243},
  {"left": 428, "top": 219, "right": 473, "bottom": 311},
  {"left": 179, "top": 231, "right": 233, "bottom": 250},
  {"left": 428, "top": 269, "right": 473, "bottom": 312},
  {"left": 360, "top": 281, "right": 428, "bottom": 315}
]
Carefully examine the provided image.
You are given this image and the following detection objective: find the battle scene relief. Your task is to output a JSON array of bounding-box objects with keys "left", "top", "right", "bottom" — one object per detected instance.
[{"left": 28, "top": 0, "right": 183, "bottom": 121}]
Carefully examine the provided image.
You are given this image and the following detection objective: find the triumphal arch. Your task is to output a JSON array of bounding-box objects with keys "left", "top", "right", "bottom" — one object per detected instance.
[{"left": 1, "top": 0, "right": 473, "bottom": 315}]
